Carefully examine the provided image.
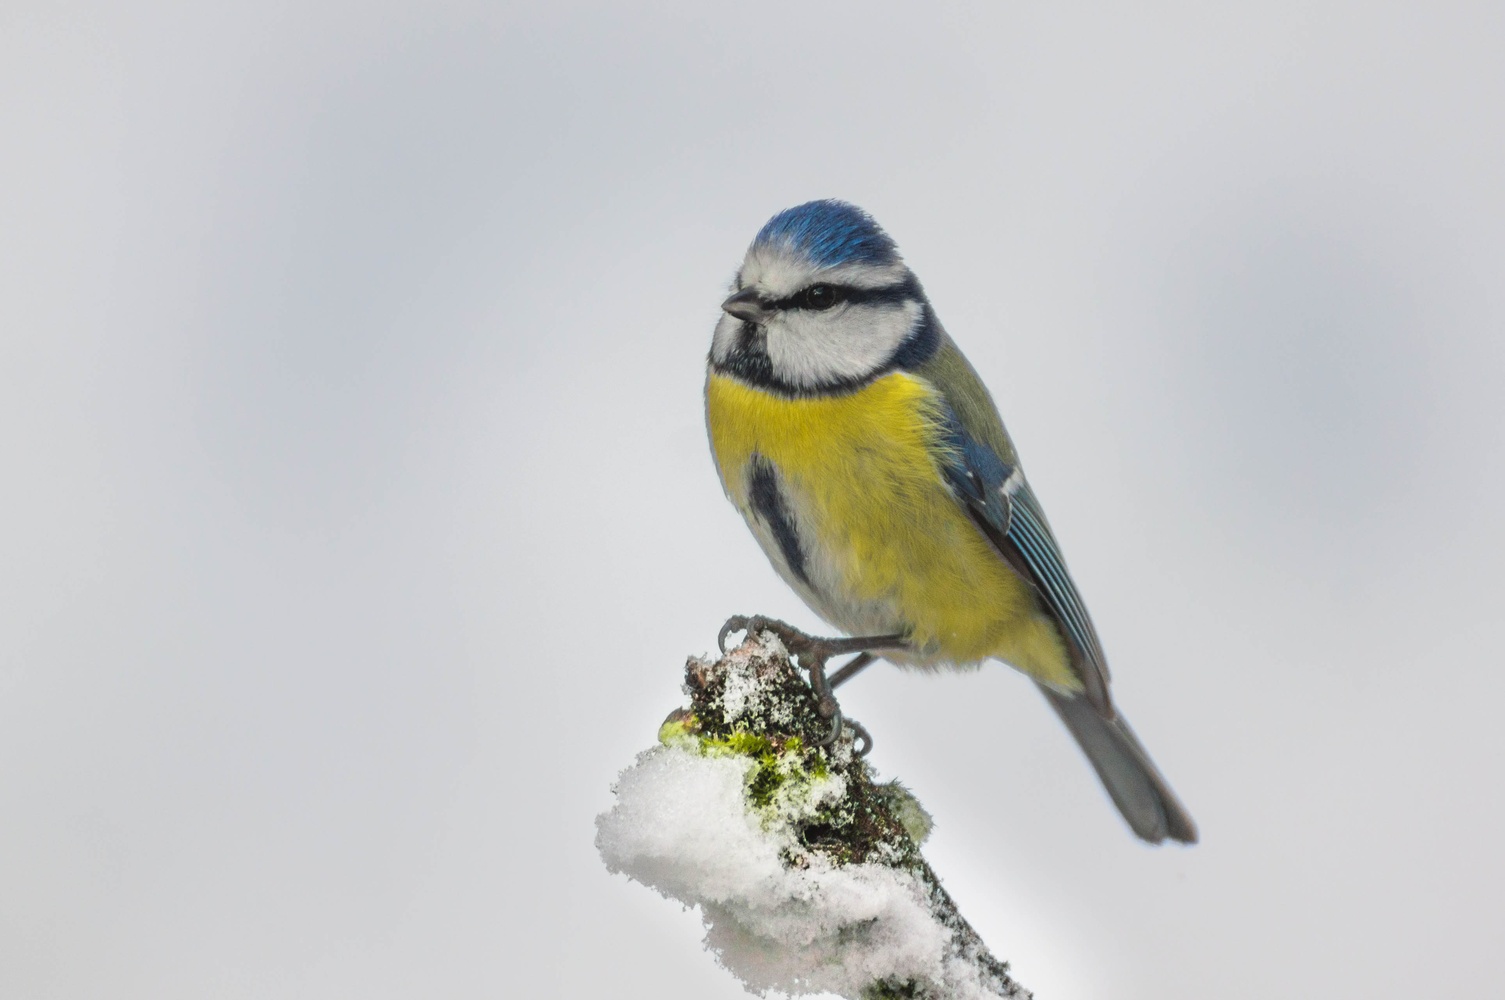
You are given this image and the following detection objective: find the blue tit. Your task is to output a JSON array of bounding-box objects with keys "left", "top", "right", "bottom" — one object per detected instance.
[{"left": 704, "top": 200, "right": 1197, "bottom": 844}]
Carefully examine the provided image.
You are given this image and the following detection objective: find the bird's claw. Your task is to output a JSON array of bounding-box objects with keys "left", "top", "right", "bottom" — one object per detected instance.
[
  {"left": 844, "top": 717, "right": 873, "bottom": 757},
  {"left": 716, "top": 616, "right": 746, "bottom": 654},
  {"left": 718, "top": 614, "right": 806, "bottom": 655}
]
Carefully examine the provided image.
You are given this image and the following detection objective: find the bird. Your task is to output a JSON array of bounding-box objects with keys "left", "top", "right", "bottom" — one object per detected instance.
[{"left": 704, "top": 199, "right": 1197, "bottom": 844}]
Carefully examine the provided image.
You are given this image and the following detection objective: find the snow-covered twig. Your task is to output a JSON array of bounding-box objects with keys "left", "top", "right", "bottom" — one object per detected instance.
[{"left": 596, "top": 630, "right": 1030, "bottom": 999}]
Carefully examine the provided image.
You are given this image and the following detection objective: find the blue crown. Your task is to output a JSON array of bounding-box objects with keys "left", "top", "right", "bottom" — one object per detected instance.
[{"left": 753, "top": 200, "right": 900, "bottom": 269}]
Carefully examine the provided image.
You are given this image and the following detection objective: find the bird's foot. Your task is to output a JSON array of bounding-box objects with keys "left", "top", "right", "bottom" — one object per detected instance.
[{"left": 717, "top": 615, "right": 905, "bottom": 755}]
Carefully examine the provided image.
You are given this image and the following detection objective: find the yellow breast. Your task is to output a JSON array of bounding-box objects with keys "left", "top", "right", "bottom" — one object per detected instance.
[{"left": 705, "top": 371, "right": 1076, "bottom": 688}]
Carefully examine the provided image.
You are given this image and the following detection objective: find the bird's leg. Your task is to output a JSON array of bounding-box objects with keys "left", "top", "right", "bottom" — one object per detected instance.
[
  {"left": 828, "top": 652, "right": 876, "bottom": 690},
  {"left": 717, "top": 615, "right": 907, "bottom": 754}
]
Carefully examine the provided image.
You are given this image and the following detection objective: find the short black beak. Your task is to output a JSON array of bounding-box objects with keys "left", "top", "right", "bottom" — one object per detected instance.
[{"left": 721, "top": 288, "right": 772, "bottom": 324}]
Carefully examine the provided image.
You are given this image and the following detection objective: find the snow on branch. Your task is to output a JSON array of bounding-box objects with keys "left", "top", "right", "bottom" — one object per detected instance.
[{"left": 596, "top": 630, "right": 1031, "bottom": 1000}]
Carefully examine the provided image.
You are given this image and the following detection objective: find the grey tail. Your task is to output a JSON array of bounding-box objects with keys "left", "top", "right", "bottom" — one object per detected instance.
[{"left": 1039, "top": 685, "right": 1198, "bottom": 845}]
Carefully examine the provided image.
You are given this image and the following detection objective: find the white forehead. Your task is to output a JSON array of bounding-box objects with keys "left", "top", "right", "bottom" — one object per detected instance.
[{"left": 738, "top": 242, "right": 910, "bottom": 297}]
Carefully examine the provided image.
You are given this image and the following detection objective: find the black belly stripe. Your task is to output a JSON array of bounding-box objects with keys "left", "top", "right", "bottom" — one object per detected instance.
[{"left": 748, "top": 456, "right": 811, "bottom": 587}]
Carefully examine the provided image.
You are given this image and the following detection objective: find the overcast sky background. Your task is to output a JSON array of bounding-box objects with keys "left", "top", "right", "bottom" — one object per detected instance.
[{"left": 3, "top": 3, "right": 1503, "bottom": 998}]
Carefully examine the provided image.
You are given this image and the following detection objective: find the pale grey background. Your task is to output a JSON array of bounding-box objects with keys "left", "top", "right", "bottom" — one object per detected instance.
[{"left": 3, "top": 3, "right": 1502, "bottom": 998}]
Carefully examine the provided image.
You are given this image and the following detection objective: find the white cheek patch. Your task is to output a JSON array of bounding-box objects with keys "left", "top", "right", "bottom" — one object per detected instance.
[{"left": 765, "top": 300, "right": 924, "bottom": 389}]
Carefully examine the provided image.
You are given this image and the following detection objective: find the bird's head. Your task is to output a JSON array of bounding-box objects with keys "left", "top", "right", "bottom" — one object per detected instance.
[{"left": 710, "top": 200, "right": 932, "bottom": 393}]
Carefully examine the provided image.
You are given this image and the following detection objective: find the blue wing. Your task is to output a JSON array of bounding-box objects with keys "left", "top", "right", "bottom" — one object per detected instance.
[{"left": 936, "top": 407, "right": 1113, "bottom": 711}]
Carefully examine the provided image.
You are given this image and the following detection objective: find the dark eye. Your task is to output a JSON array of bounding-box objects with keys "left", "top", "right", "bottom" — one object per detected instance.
[{"left": 800, "top": 284, "right": 842, "bottom": 310}]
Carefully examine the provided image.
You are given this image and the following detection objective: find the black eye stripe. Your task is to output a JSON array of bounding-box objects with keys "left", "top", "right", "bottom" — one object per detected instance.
[{"left": 768, "top": 275, "right": 922, "bottom": 312}]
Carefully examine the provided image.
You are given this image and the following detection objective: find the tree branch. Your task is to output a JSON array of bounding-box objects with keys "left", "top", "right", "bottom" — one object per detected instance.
[{"left": 597, "top": 630, "right": 1031, "bottom": 999}]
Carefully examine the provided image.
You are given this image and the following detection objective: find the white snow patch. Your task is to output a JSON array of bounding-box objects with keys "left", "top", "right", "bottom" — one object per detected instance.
[
  {"left": 597, "top": 743, "right": 1002, "bottom": 998},
  {"left": 717, "top": 659, "right": 762, "bottom": 723},
  {"left": 711, "top": 631, "right": 794, "bottom": 729}
]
